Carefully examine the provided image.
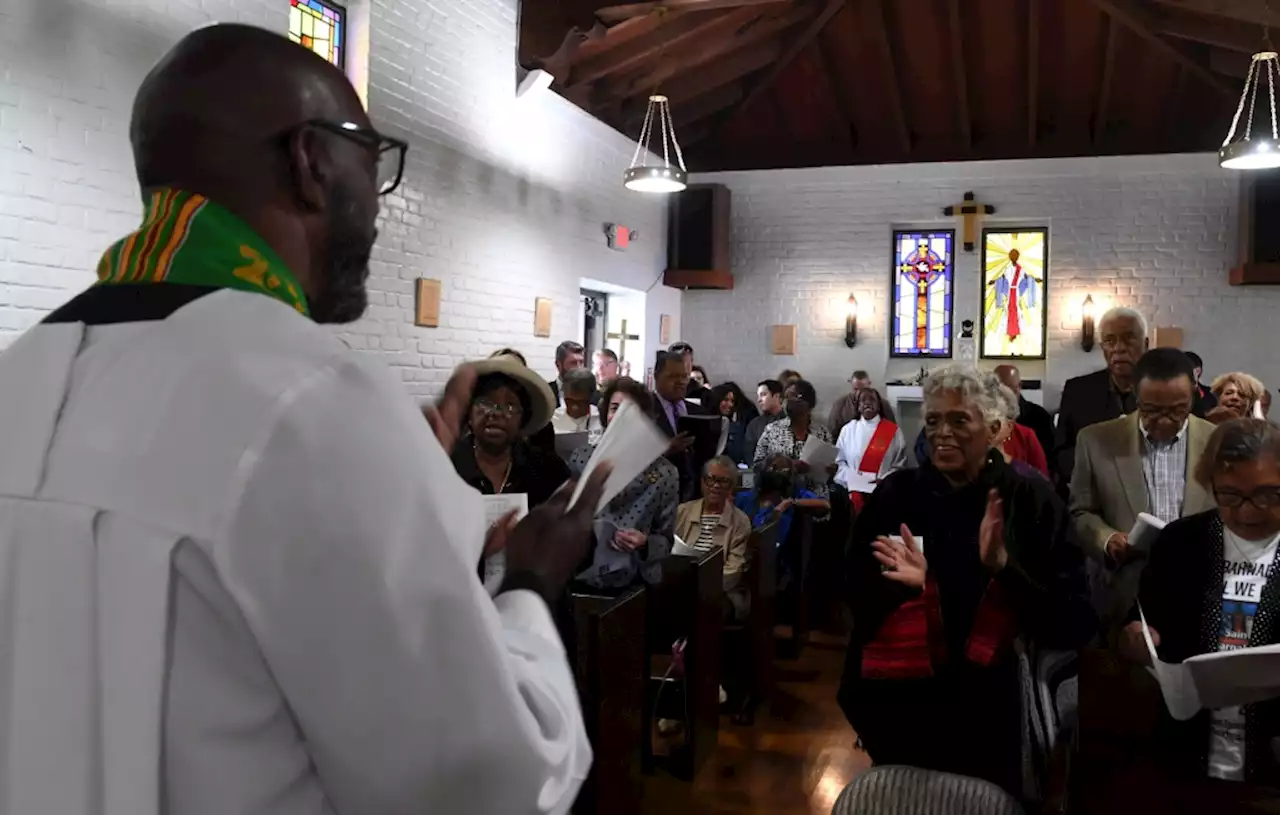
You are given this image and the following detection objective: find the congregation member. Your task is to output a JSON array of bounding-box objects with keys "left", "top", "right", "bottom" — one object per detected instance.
[
  {"left": 548, "top": 339, "right": 586, "bottom": 407},
  {"left": 839, "top": 365, "right": 1092, "bottom": 796},
  {"left": 1056, "top": 306, "right": 1147, "bottom": 483},
  {"left": 745, "top": 379, "right": 785, "bottom": 463},
  {"left": 676, "top": 456, "right": 754, "bottom": 621},
  {"left": 1209, "top": 371, "right": 1267, "bottom": 423},
  {"left": 833, "top": 387, "right": 906, "bottom": 509},
  {"left": 550, "top": 367, "right": 603, "bottom": 442},
  {"left": 709, "top": 382, "right": 755, "bottom": 464},
  {"left": 1069, "top": 348, "right": 1214, "bottom": 632},
  {"left": 0, "top": 24, "right": 611, "bottom": 813},
  {"left": 828, "top": 369, "right": 898, "bottom": 436},
  {"left": 994, "top": 363, "right": 1055, "bottom": 473},
  {"left": 1120, "top": 418, "right": 1280, "bottom": 786},
  {"left": 1187, "top": 351, "right": 1219, "bottom": 413},
  {"left": 779, "top": 369, "right": 803, "bottom": 387},
  {"left": 753, "top": 378, "right": 836, "bottom": 503},
  {"left": 989, "top": 376, "right": 1050, "bottom": 479},
  {"left": 451, "top": 353, "right": 570, "bottom": 508},
  {"left": 736, "top": 454, "right": 831, "bottom": 550},
  {"left": 669, "top": 341, "right": 710, "bottom": 401},
  {"left": 691, "top": 364, "right": 710, "bottom": 392},
  {"left": 652, "top": 350, "right": 712, "bottom": 501},
  {"left": 569, "top": 377, "right": 679, "bottom": 588},
  {"left": 592, "top": 347, "right": 619, "bottom": 389}
]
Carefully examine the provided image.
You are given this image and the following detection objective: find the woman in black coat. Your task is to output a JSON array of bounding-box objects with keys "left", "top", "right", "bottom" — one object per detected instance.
[
  {"left": 1120, "top": 417, "right": 1280, "bottom": 787},
  {"left": 839, "top": 366, "right": 1093, "bottom": 796}
]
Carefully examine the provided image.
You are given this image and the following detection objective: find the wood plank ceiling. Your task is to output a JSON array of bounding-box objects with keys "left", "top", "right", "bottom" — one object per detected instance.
[{"left": 518, "top": 0, "right": 1280, "bottom": 172}]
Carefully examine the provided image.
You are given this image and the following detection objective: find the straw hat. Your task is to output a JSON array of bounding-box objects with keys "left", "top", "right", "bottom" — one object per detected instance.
[{"left": 469, "top": 352, "right": 556, "bottom": 436}]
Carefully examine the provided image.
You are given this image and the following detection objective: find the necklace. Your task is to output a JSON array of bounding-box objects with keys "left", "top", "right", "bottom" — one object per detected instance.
[{"left": 474, "top": 442, "right": 514, "bottom": 494}]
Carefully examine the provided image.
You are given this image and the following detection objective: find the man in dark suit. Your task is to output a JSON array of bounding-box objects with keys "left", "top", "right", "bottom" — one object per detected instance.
[
  {"left": 651, "top": 350, "right": 712, "bottom": 500},
  {"left": 1055, "top": 308, "right": 1146, "bottom": 486},
  {"left": 1185, "top": 351, "right": 1218, "bottom": 415},
  {"left": 547, "top": 340, "right": 586, "bottom": 408},
  {"left": 994, "top": 364, "right": 1055, "bottom": 472}
]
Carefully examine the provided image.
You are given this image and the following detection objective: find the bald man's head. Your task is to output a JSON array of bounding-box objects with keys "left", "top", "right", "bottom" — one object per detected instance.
[
  {"left": 994, "top": 364, "right": 1021, "bottom": 394},
  {"left": 130, "top": 24, "right": 398, "bottom": 323}
]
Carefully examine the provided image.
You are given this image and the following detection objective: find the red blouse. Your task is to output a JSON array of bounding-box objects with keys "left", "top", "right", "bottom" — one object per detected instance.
[{"left": 1002, "top": 423, "right": 1049, "bottom": 477}]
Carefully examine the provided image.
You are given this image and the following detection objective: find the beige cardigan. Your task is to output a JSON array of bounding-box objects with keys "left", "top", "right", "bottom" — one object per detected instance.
[{"left": 674, "top": 498, "right": 753, "bottom": 580}]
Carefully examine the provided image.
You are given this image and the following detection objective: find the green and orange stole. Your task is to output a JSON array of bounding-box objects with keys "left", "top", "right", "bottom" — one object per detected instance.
[
  {"left": 95, "top": 189, "right": 311, "bottom": 317},
  {"left": 849, "top": 419, "right": 898, "bottom": 513}
]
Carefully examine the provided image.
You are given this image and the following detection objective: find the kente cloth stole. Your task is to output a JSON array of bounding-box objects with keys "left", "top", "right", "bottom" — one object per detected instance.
[
  {"left": 858, "top": 420, "right": 899, "bottom": 476},
  {"left": 94, "top": 189, "right": 310, "bottom": 317}
]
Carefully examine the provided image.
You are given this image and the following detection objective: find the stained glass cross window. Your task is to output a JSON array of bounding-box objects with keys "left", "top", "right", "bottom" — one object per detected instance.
[
  {"left": 288, "top": 0, "right": 346, "bottom": 70},
  {"left": 891, "top": 230, "right": 954, "bottom": 358}
]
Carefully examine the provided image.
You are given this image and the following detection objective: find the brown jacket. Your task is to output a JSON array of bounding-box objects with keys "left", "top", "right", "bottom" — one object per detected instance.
[
  {"left": 675, "top": 499, "right": 752, "bottom": 583},
  {"left": 828, "top": 389, "right": 897, "bottom": 438}
]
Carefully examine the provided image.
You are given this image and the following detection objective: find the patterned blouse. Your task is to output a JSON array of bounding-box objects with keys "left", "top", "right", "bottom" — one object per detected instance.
[
  {"left": 752, "top": 417, "right": 835, "bottom": 501},
  {"left": 567, "top": 442, "right": 680, "bottom": 544}
]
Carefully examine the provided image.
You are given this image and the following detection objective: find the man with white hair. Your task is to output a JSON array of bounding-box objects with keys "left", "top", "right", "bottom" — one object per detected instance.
[{"left": 1055, "top": 306, "right": 1148, "bottom": 485}]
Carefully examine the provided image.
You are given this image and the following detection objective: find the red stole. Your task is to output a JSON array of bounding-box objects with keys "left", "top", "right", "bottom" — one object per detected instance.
[{"left": 849, "top": 420, "right": 897, "bottom": 513}]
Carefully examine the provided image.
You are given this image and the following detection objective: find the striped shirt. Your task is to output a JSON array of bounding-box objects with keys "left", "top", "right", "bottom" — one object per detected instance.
[
  {"left": 1140, "top": 419, "right": 1189, "bottom": 523},
  {"left": 694, "top": 515, "right": 719, "bottom": 553}
]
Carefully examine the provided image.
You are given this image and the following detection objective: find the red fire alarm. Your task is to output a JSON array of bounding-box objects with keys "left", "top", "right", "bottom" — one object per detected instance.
[{"left": 605, "top": 223, "right": 637, "bottom": 251}]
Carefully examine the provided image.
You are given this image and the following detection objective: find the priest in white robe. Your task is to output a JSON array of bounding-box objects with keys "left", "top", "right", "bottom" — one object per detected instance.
[
  {"left": 0, "top": 25, "right": 605, "bottom": 815},
  {"left": 834, "top": 388, "right": 907, "bottom": 507}
]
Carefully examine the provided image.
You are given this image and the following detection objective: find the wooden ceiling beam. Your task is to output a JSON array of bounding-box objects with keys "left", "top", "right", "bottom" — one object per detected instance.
[
  {"left": 689, "top": 0, "right": 846, "bottom": 145},
  {"left": 1094, "top": 16, "right": 1118, "bottom": 146},
  {"left": 590, "top": 4, "right": 807, "bottom": 106},
  {"left": 566, "top": 10, "right": 730, "bottom": 87},
  {"left": 1157, "top": 7, "right": 1275, "bottom": 53},
  {"left": 945, "top": 0, "right": 971, "bottom": 150},
  {"left": 870, "top": 0, "right": 911, "bottom": 154},
  {"left": 672, "top": 83, "right": 748, "bottom": 127},
  {"left": 1210, "top": 47, "right": 1252, "bottom": 77},
  {"left": 594, "top": 0, "right": 794, "bottom": 24},
  {"left": 1028, "top": 0, "right": 1040, "bottom": 147},
  {"left": 817, "top": 28, "right": 858, "bottom": 153},
  {"left": 619, "top": 40, "right": 783, "bottom": 126},
  {"left": 1089, "top": 0, "right": 1238, "bottom": 98},
  {"left": 1150, "top": 0, "right": 1280, "bottom": 29}
]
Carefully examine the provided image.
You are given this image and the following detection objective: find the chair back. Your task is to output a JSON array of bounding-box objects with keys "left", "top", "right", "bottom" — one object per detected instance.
[{"left": 831, "top": 766, "right": 1025, "bottom": 815}]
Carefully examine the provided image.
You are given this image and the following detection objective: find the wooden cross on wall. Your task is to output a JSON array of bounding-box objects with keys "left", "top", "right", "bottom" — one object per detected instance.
[
  {"left": 607, "top": 319, "right": 639, "bottom": 359},
  {"left": 943, "top": 191, "right": 996, "bottom": 252}
]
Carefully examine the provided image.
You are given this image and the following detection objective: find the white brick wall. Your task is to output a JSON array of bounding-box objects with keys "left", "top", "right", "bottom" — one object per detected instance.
[
  {"left": 682, "top": 154, "right": 1271, "bottom": 412},
  {"left": 0, "top": 0, "right": 678, "bottom": 397}
]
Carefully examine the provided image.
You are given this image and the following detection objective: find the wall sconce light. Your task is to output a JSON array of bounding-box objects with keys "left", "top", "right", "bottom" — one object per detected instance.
[
  {"left": 1081, "top": 294, "right": 1096, "bottom": 352},
  {"left": 844, "top": 294, "right": 859, "bottom": 348}
]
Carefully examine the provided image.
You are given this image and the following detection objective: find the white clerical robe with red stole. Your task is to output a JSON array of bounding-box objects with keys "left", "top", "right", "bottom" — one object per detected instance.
[
  {"left": 0, "top": 289, "right": 589, "bottom": 815},
  {"left": 834, "top": 416, "right": 907, "bottom": 509}
]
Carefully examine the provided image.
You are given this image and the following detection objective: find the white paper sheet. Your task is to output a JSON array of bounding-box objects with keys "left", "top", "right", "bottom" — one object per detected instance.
[
  {"left": 1128, "top": 512, "right": 1167, "bottom": 553},
  {"left": 480, "top": 493, "right": 529, "bottom": 594},
  {"left": 799, "top": 436, "right": 839, "bottom": 471},
  {"left": 1139, "top": 603, "right": 1280, "bottom": 720},
  {"left": 844, "top": 470, "right": 878, "bottom": 495},
  {"left": 553, "top": 430, "right": 588, "bottom": 461},
  {"left": 671, "top": 535, "right": 697, "bottom": 558},
  {"left": 569, "top": 399, "right": 671, "bottom": 514},
  {"left": 888, "top": 534, "right": 924, "bottom": 557}
]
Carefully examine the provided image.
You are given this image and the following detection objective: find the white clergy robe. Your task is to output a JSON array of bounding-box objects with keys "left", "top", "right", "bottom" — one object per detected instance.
[
  {"left": 0, "top": 290, "right": 589, "bottom": 815},
  {"left": 834, "top": 416, "right": 907, "bottom": 491}
]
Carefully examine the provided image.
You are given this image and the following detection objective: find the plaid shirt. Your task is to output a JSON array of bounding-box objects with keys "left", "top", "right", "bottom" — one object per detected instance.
[{"left": 1140, "top": 419, "right": 1189, "bottom": 523}]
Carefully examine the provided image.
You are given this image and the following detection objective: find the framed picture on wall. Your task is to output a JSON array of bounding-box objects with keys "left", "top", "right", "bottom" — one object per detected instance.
[
  {"left": 980, "top": 228, "right": 1048, "bottom": 360},
  {"left": 890, "top": 229, "right": 955, "bottom": 358}
]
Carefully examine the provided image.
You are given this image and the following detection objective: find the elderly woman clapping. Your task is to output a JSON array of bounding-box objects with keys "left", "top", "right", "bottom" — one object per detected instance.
[
  {"left": 1120, "top": 418, "right": 1280, "bottom": 785},
  {"left": 838, "top": 365, "right": 1093, "bottom": 796},
  {"left": 1207, "top": 372, "right": 1267, "bottom": 424}
]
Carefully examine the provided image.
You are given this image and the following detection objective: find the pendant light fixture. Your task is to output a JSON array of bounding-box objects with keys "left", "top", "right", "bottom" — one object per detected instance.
[
  {"left": 624, "top": 94, "right": 688, "bottom": 193},
  {"left": 1220, "top": 7, "right": 1280, "bottom": 170}
]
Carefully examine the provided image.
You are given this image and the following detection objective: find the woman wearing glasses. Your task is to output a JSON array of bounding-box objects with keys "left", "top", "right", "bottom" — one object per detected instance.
[
  {"left": 1120, "top": 418, "right": 1280, "bottom": 787},
  {"left": 449, "top": 352, "right": 569, "bottom": 510}
]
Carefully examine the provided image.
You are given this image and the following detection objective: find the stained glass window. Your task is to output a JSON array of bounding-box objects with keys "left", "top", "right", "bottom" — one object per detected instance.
[
  {"left": 288, "top": 0, "right": 346, "bottom": 70},
  {"left": 891, "top": 230, "right": 954, "bottom": 358},
  {"left": 981, "top": 229, "right": 1048, "bottom": 359}
]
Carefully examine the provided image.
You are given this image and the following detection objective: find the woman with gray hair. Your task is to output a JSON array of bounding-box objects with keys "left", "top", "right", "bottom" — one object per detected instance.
[
  {"left": 983, "top": 373, "right": 1050, "bottom": 479},
  {"left": 839, "top": 364, "right": 1093, "bottom": 796},
  {"left": 1121, "top": 418, "right": 1280, "bottom": 786}
]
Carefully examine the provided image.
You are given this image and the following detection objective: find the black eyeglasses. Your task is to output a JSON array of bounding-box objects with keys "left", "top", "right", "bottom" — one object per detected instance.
[
  {"left": 702, "top": 475, "right": 733, "bottom": 488},
  {"left": 474, "top": 398, "right": 523, "bottom": 419},
  {"left": 297, "top": 119, "right": 408, "bottom": 196},
  {"left": 1215, "top": 489, "right": 1280, "bottom": 510}
]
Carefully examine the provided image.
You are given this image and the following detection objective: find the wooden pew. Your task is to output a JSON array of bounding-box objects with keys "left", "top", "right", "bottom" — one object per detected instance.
[
  {"left": 723, "top": 520, "right": 779, "bottom": 723},
  {"left": 780, "top": 513, "right": 815, "bottom": 656},
  {"left": 643, "top": 548, "right": 724, "bottom": 781},
  {"left": 568, "top": 586, "right": 648, "bottom": 815}
]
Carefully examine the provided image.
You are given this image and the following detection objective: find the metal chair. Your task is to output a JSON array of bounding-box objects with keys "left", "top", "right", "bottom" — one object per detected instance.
[{"left": 831, "top": 766, "right": 1025, "bottom": 815}]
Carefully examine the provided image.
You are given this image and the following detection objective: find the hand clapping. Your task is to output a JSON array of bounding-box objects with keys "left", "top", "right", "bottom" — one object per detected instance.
[{"left": 871, "top": 524, "right": 927, "bottom": 590}]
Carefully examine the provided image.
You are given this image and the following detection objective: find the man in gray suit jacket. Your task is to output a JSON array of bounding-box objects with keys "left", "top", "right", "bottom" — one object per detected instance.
[{"left": 1070, "top": 348, "right": 1215, "bottom": 632}]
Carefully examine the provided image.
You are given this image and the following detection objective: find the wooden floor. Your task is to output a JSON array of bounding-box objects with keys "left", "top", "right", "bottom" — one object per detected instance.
[{"left": 644, "top": 631, "right": 871, "bottom": 814}]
